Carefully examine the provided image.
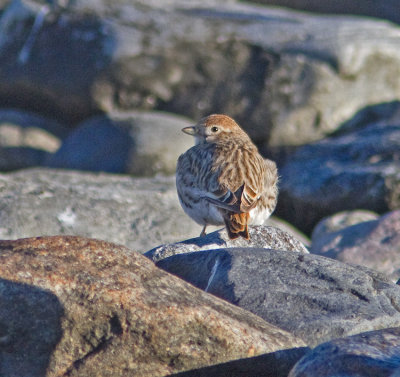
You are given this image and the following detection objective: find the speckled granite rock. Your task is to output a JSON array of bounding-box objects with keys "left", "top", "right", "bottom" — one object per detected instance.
[
  {"left": 145, "top": 225, "right": 308, "bottom": 262},
  {"left": 0, "top": 236, "right": 305, "bottom": 376}
]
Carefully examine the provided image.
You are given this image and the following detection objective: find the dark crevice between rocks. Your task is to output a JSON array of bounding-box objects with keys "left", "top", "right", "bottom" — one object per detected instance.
[{"left": 169, "top": 346, "right": 310, "bottom": 377}]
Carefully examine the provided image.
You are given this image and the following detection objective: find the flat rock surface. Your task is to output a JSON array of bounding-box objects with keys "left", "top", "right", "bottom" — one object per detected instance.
[
  {"left": 311, "top": 210, "right": 400, "bottom": 281},
  {"left": 0, "top": 236, "right": 305, "bottom": 376},
  {"left": 0, "top": 168, "right": 201, "bottom": 252},
  {"left": 146, "top": 225, "right": 308, "bottom": 262},
  {"left": 157, "top": 248, "right": 400, "bottom": 346},
  {"left": 289, "top": 327, "right": 400, "bottom": 377}
]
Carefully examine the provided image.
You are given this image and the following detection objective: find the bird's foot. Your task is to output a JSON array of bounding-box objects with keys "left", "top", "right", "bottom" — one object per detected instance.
[{"left": 200, "top": 225, "right": 207, "bottom": 237}]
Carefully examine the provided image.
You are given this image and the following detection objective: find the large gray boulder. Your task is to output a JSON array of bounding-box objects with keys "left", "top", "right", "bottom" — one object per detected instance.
[
  {"left": 156, "top": 248, "right": 400, "bottom": 346},
  {"left": 1, "top": 0, "right": 400, "bottom": 149},
  {"left": 289, "top": 327, "right": 400, "bottom": 377},
  {"left": 311, "top": 209, "right": 379, "bottom": 241},
  {"left": 311, "top": 210, "right": 400, "bottom": 282},
  {"left": 0, "top": 108, "right": 68, "bottom": 171},
  {"left": 276, "top": 120, "right": 400, "bottom": 234},
  {"left": 0, "top": 168, "right": 201, "bottom": 252},
  {"left": 45, "top": 111, "right": 194, "bottom": 175},
  {"left": 0, "top": 236, "right": 305, "bottom": 376}
]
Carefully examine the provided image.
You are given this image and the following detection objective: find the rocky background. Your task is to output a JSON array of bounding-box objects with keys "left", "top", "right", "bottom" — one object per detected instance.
[{"left": 0, "top": 0, "right": 400, "bottom": 376}]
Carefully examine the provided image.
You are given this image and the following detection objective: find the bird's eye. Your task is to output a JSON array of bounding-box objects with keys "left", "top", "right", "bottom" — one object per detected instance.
[{"left": 211, "top": 126, "right": 219, "bottom": 133}]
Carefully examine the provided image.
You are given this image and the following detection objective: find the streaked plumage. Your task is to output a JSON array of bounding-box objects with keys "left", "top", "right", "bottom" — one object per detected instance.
[{"left": 176, "top": 114, "right": 278, "bottom": 239}]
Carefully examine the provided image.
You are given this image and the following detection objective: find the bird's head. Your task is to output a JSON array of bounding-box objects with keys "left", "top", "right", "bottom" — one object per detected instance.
[{"left": 182, "top": 114, "right": 248, "bottom": 145}]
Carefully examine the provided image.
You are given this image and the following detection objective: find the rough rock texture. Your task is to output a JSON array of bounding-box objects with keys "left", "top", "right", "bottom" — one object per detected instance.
[
  {"left": 0, "top": 108, "right": 68, "bottom": 171},
  {"left": 289, "top": 327, "right": 400, "bottom": 377},
  {"left": 276, "top": 121, "right": 400, "bottom": 234},
  {"left": 267, "top": 216, "right": 310, "bottom": 247},
  {"left": 170, "top": 347, "right": 309, "bottom": 377},
  {"left": 0, "top": 168, "right": 202, "bottom": 252},
  {"left": 45, "top": 111, "right": 194, "bottom": 175},
  {"left": 0, "top": 236, "right": 305, "bottom": 376},
  {"left": 251, "top": 0, "right": 400, "bottom": 25},
  {"left": 145, "top": 225, "right": 308, "bottom": 262},
  {"left": 311, "top": 210, "right": 400, "bottom": 282},
  {"left": 1, "top": 0, "right": 400, "bottom": 149},
  {"left": 156, "top": 248, "right": 400, "bottom": 346},
  {"left": 311, "top": 209, "right": 379, "bottom": 242}
]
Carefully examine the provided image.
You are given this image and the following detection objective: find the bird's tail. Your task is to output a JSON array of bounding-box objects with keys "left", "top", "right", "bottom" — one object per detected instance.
[{"left": 224, "top": 212, "right": 250, "bottom": 240}]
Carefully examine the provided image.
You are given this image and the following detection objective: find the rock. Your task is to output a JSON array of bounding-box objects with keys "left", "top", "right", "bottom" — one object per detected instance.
[
  {"left": 267, "top": 216, "right": 311, "bottom": 247},
  {"left": 0, "top": 236, "right": 305, "bottom": 376},
  {"left": 0, "top": 168, "right": 202, "bottom": 252},
  {"left": 288, "top": 327, "right": 400, "bottom": 377},
  {"left": 170, "top": 347, "right": 309, "bottom": 377},
  {"left": 250, "top": 0, "right": 400, "bottom": 25},
  {"left": 311, "top": 210, "right": 400, "bottom": 282},
  {"left": 0, "top": 108, "right": 68, "bottom": 171},
  {"left": 276, "top": 120, "right": 400, "bottom": 234},
  {"left": 311, "top": 209, "right": 379, "bottom": 241},
  {"left": 1, "top": 1, "right": 400, "bottom": 149},
  {"left": 0, "top": 277, "right": 63, "bottom": 376},
  {"left": 333, "top": 100, "right": 400, "bottom": 136},
  {"left": 45, "top": 111, "right": 194, "bottom": 175},
  {"left": 156, "top": 248, "right": 400, "bottom": 346},
  {"left": 145, "top": 225, "right": 308, "bottom": 263}
]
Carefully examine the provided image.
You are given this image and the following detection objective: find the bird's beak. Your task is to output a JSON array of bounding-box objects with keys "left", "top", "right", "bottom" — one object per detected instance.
[{"left": 182, "top": 126, "right": 197, "bottom": 136}]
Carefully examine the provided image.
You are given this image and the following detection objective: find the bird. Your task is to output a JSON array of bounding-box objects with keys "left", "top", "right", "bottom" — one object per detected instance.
[{"left": 176, "top": 114, "right": 278, "bottom": 240}]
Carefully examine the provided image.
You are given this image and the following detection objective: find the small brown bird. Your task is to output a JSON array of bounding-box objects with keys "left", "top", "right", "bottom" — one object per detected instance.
[{"left": 176, "top": 114, "right": 278, "bottom": 239}]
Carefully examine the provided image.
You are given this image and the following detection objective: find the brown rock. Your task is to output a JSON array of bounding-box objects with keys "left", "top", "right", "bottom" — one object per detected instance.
[
  {"left": 170, "top": 347, "right": 309, "bottom": 377},
  {"left": 0, "top": 236, "right": 305, "bottom": 376}
]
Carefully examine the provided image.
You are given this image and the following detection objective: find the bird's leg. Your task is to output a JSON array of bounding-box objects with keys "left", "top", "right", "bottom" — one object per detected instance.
[{"left": 200, "top": 225, "right": 207, "bottom": 237}]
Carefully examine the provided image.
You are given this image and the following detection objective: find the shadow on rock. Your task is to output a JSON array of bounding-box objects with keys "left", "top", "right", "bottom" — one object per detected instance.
[
  {"left": 332, "top": 100, "right": 400, "bottom": 136},
  {"left": 0, "top": 278, "right": 63, "bottom": 376},
  {"left": 170, "top": 346, "right": 310, "bottom": 377}
]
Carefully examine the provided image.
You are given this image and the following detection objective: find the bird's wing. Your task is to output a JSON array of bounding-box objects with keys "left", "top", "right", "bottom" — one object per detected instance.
[
  {"left": 205, "top": 147, "right": 267, "bottom": 213},
  {"left": 204, "top": 180, "right": 261, "bottom": 212},
  {"left": 203, "top": 185, "right": 245, "bottom": 214}
]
